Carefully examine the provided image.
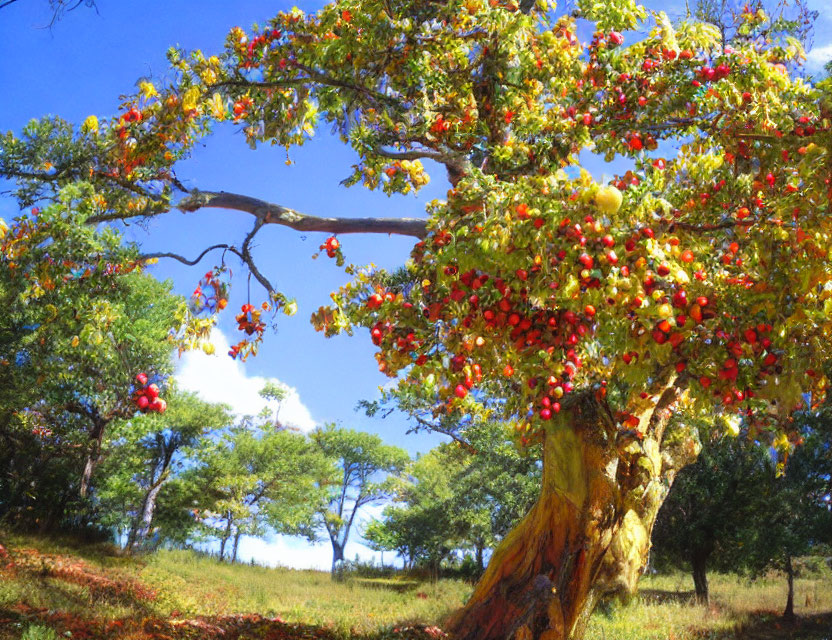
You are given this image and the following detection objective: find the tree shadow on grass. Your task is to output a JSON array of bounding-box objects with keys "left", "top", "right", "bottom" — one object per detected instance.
[
  {"left": 688, "top": 610, "right": 832, "bottom": 640},
  {"left": 638, "top": 588, "right": 699, "bottom": 605},
  {"left": 1, "top": 610, "right": 449, "bottom": 640}
]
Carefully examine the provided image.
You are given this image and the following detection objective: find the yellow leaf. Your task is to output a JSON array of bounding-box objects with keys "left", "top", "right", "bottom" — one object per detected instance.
[{"left": 81, "top": 115, "right": 99, "bottom": 134}]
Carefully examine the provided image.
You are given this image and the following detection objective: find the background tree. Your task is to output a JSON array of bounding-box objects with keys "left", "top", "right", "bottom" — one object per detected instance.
[
  {"left": 654, "top": 406, "right": 832, "bottom": 613},
  {"left": 0, "top": 192, "right": 180, "bottom": 529},
  {"left": 97, "top": 391, "right": 231, "bottom": 552},
  {"left": 2, "top": 0, "right": 832, "bottom": 637},
  {"left": 196, "top": 422, "right": 330, "bottom": 563},
  {"left": 311, "top": 424, "right": 409, "bottom": 576},
  {"left": 651, "top": 422, "right": 772, "bottom": 605}
]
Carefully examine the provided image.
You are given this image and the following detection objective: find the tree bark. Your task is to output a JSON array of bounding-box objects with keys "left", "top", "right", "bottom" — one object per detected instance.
[
  {"left": 450, "top": 384, "right": 696, "bottom": 640},
  {"left": 692, "top": 552, "right": 709, "bottom": 606},
  {"left": 476, "top": 543, "right": 485, "bottom": 574},
  {"left": 219, "top": 513, "right": 233, "bottom": 561},
  {"left": 449, "top": 396, "right": 622, "bottom": 640},
  {"left": 130, "top": 481, "right": 164, "bottom": 552},
  {"left": 331, "top": 540, "right": 345, "bottom": 578},
  {"left": 232, "top": 529, "right": 242, "bottom": 564},
  {"left": 783, "top": 554, "right": 795, "bottom": 621}
]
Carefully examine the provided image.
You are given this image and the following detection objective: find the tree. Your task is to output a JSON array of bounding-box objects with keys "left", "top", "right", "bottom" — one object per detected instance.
[
  {"left": 311, "top": 424, "right": 409, "bottom": 575},
  {"left": 654, "top": 408, "right": 832, "bottom": 613},
  {"left": 0, "top": 194, "right": 180, "bottom": 528},
  {"left": 739, "top": 404, "right": 832, "bottom": 620},
  {"left": 195, "top": 422, "right": 330, "bottom": 563},
  {"left": 364, "top": 420, "right": 540, "bottom": 573},
  {"left": 98, "top": 391, "right": 231, "bottom": 552},
  {"left": 368, "top": 445, "right": 466, "bottom": 574},
  {"left": 2, "top": 1, "right": 832, "bottom": 637},
  {"left": 651, "top": 421, "right": 772, "bottom": 605}
]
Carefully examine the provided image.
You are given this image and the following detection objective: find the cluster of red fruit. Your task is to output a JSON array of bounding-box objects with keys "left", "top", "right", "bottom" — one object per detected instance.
[
  {"left": 237, "top": 28, "right": 281, "bottom": 69},
  {"left": 120, "top": 106, "right": 143, "bottom": 124},
  {"left": 133, "top": 373, "right": 166, "bottom": 413},
  {"left": 320, "top": 236, "right": 340, "bottom": 258},
  {"left": 228, "top": 303, "right": 267, "bottom": 360},
  {"left": 191, "top": 270, "right": 229, "bottom": 315}
]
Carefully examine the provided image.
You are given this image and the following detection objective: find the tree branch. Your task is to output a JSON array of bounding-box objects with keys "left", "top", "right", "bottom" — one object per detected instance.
[{"left": 175, "top": 190, "right": 428, "bottom": 238}]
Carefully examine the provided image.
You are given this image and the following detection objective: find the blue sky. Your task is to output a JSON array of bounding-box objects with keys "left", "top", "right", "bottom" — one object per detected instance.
[{"left": 1, "top": 0, "right": 830, "bottom": 569}]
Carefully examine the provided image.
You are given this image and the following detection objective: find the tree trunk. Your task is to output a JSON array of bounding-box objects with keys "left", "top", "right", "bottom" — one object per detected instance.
[
  {"left": 80, "top": 419, "right": 108, "bottom": 498},
  {"left": 232, "top": 529, "right": 242, "bottom": 564},
  {"left": 451, "top": 386, "right": 698, "bottom": 640},
  {"left": 783, "top": 554, "right": 795, "bottom": 621},
  {"left": 331, "top": 540, "right": 345, "bottom": 578},
  {"left": 692, "top": 552, "right": 709, "bottom": 606},
  {"left": 130, "top": 482, "right": 164, "bottom": 552},
  {"left": 450, "top": 399, "right": 623, "bottom": 640},
  {"left": 219, "top": 514, "right": 233, "bottom": 561},
  {"left": 476, "top": 543, "right": 485, "bottom": 573}
]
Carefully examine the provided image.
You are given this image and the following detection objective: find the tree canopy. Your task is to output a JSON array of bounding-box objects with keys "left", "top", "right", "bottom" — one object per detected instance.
[{"left": 2, "top": 0, "right": 831, "bottom": 638}]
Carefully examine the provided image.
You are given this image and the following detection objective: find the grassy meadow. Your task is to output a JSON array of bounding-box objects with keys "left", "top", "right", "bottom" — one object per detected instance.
[{"left": 1, "top": 533, "right": 830, "bottom": 639}]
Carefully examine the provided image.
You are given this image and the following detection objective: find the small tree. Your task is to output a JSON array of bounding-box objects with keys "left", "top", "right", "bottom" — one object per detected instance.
[
  {"left": 652, "top": 424, "right": 772, "bottom": 604},
  {"left": 196, "top": 424, "right": 330, "bottom": 563},
  {"left": 311, "top": 424, "right": 409, "bottom": 576},
  {"left": 99, "top": 391, "right": 231, "bottom": 552}
]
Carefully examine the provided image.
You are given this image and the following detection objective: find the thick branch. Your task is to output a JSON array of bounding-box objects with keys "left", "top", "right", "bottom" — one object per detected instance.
[{"left": 177, "top": 190, "right": 428, "bottom": 239}]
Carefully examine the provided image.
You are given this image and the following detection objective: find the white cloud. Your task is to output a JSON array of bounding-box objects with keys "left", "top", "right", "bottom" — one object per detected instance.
[
  {"left": 806, "top": 43, "right": 832, "bottom": 72},
  {"left": 175, "top": 328, "right": 316, "bottom": 432}
]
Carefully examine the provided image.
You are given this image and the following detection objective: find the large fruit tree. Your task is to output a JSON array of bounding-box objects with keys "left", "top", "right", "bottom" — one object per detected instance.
[{"left": 2, "top": 1, "right": 831, "bottom": 638}]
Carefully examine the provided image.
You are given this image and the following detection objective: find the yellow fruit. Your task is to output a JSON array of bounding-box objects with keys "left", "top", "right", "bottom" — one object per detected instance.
[
  {"left": 595, "top": 185, "right": 623, "bottom": 214},
  {"left": 202, "top": 342, "right": 216, "bottom": 355}
]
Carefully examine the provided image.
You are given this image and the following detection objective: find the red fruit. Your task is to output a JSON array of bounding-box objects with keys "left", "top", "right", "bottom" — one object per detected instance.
[
  {"left": 540, "top": 408, "right": 552, "bottom": 420},
  {"left": 696, "top": 296, "right": 709, "bottom": 307},
  {"left": 657, "top": 263, "right": 670, "bottom": 277},
  {"left": 628, "top": 136, "right": 643, "bottom": 151},
  {"left": 744, "top": 329, "right": 757, "bottom": 344},
  {"left": 609, "top": 31, "right": 624, "bottom": 46},
  {"left": 155, "top": 399, "right": 167, "bottom": 414},
  {"left": 675, "top": 361, "right": 686, "bottom": 373},
  {"left": 584, "top": 305, "right": 596, "bottom": 317},
  {"left": 552, "top": 402, "right": 561, "bottom": 413},
  {"left": 145, "top": 383, "right": 160, "bottom": 399},
  {"left": 742, "top": 92, "right": 752, "bottom": 103},
  {"left": 454, "top": 384, "right": 468, "bottom": 399},
  {"left": 680, "top": 249, "right": 694, "bottom": 263},
  {"left": 136, "top": 395, "right": 150, "bottom": 411},
  {"left": 516, "top": 269, "right": 528, "bottom": 281},
  {"left": 578, "top": 253, "right": 593, "bottom": 269},
  {"left": 699, "top": 376, "right": 712, "bottom": 388},
  {"left": 135, "top": 373, "right": 148, "bottom": 386},
  {"left": 503, "top": 364, "right": 514, "bottom": 377}
]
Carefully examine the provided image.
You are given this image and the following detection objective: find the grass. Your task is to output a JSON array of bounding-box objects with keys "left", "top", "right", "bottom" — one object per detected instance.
[
  {"left": 140, "top": 549, "right": 470, "bottom": 634},
  {"left": 1, "top": 532, "right": 831, "bottom": 639}
]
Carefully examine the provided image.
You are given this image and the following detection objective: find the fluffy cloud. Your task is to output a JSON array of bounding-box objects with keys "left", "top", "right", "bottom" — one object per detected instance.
[
  {"left": 806, "top": 43, "right": 832, "bottom": 73},
  {"left": 175, "top": 329, "right": 316, "bottom": 432}
]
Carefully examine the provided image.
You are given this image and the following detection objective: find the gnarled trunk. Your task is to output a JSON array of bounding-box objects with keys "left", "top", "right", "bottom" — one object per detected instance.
[
  {"left": 451, "top": 385, "right": 696, "bottom": 640},
  {"left": 450, "top": 396, "right": 622, "bottom": 640}
]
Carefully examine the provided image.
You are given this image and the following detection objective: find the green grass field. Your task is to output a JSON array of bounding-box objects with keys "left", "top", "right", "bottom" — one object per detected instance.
[{"left": 1, "top": 533, "right": 830, "bottom": 639}]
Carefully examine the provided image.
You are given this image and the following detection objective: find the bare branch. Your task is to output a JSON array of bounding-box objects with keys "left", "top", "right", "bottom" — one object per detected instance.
[
  {"left": 176, "top": 190, "right": 428, "bottom": 238},
  {"left": 141, "top": 244, "right": 236, "bottom": 267}
]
